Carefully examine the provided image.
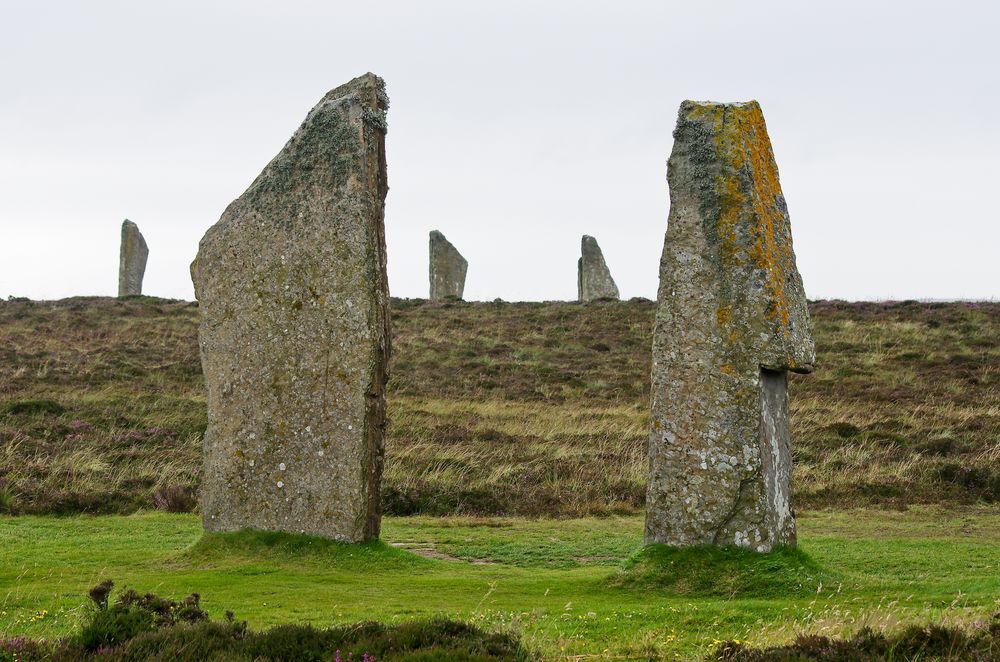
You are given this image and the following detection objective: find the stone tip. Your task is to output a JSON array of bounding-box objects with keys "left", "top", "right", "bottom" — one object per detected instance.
[
  {"left": 345, "top": 71, "right": 384, "bottom": 88},
  {"left": 322, "top": 72, "right": 388, "bottom": 109},
  {"left": 680, "top": 99, "right": 760, "bottom": 109}
]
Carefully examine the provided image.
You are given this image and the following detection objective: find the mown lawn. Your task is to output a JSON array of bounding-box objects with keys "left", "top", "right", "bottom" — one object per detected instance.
[{"left": 2, "top": 507, "right": 998, "bottom": 659}]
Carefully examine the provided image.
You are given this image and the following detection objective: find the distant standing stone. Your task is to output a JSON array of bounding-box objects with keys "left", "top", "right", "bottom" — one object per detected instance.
[
  {"left": 193, "top": 73, "right": 391, "bottom": 542},
  {"left": 428, "top": 230, "right": 467, "bottom": 300},
  {"left": 645, "top": 101, "right": 815, "bottom": 552},
  {"left": 118, "top": 220, "right": 148, "bottom": 297},
  {"left": 577, "top": 235, "right": 619, "bottom": 302},
  {"left": 189, "top": 258, "right": 199, "bottom": 300}
]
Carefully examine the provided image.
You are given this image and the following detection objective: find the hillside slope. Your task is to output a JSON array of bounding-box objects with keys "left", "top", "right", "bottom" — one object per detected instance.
[{"left": 0, "top": 297, "right": 997, "bottom": 516}]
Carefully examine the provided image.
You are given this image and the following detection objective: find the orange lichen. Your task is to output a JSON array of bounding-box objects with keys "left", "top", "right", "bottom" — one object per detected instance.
[
  {"left": 716, "top": 305, "right": 732, "bottom": 327},
  {"left": 741, "top": 105, "right": 793, "bottom": 336},
  {"left": 711, "top": 102, "right": 793, "bottom": 339}
]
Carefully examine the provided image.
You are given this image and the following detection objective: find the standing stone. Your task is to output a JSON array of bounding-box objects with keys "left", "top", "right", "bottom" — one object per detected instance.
[
  {"left": 645, "top": 100, "right": 815, "bottom": 552},
  {"left": 577, "top": 235, "right": 619, "bottom": 302},
  {"left": 193, "top": 73, "right": 390, "bottom": 542},
  {"left": 118, "top": 220, "right": 148, "bottom": 297},
  {"left": 428, "top": 230, "right": 467, "bottom": 300}
]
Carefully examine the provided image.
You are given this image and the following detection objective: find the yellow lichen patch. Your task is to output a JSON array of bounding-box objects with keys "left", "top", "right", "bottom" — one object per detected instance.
[
  {"left": 710, "top": 102, "right": 794, "bottom": 340},
  {"left": 716, "top": 173, "right": 743, "bottom": 271},
  {"left": 720, "top": 364, "right": 737, "bottom": 376},
  {"left": 741, "top": 105, "right": 793, "bottom": 336},
  {"left": 716, "top": 305, "right": 733, "bottom": 328},
  {"left": 706, "top": 104, "right": 752, "bottom": 350},
  {"left": 705, "top": 104, "right": 744, "bottom": 282}
]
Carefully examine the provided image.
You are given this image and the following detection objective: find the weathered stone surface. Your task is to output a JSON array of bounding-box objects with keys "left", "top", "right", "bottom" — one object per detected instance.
[
  {"left": 193, "top": 73, "right": 390, "bottom": 542},
  {"left": 645, "top": 100, "right": 815, "bottom": 552},
  {"left": 577, "top": 235, "right": 619, "bottom": 302},
  {"left": 118, "top": 220, "right": 148, "bottom": 297},
  {"left": 428, "top": 230, "right": 467, "bottom": 300}
]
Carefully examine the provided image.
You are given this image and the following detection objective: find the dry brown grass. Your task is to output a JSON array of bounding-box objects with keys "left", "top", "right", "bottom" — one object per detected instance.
[{"left": 0, "top": 296, "right": 997, "bottom": 516}]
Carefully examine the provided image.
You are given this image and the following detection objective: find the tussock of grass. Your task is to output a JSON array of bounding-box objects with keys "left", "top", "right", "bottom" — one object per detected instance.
[
  {"left": 1, "top": 399, "right": 66, "bottom": 416},
  {"left": 609, "top": 544, "right": 836, "bottom": 598}
]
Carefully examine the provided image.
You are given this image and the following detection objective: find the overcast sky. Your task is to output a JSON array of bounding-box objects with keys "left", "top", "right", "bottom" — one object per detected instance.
[{"left": 1, "top": 1, "right": 997, "bottom": 302}]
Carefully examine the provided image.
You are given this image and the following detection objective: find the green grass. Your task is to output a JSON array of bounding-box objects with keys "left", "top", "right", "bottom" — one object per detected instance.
[{"left": 2, "top": 507, "right": 998, "bottom": 659}]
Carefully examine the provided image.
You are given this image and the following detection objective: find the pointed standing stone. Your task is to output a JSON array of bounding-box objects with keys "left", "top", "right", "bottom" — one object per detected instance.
[
  {"left": 645, "top": 100, "right": 815, "bottom": 552},
  {"left": 118, "top": 220, "right": 148, "bottom": 297},
  {"left": 428, "top": 230, "right": 468, "bottom": 300},
  {"left": 577, "top": 235, "right": 619, "bottom": 302},
  {"left": 193, "top": 73, "right": 390, "bottom": 542}
]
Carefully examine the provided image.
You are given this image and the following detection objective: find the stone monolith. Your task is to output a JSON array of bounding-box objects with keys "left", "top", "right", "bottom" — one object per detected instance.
[
  {"left": 577, "top": 235, "right": 619, "bottom": 302},
  {"left": 118, "top": 220, "right": 148, "bottom": 297},
  {"left": 428, "top": 230, "right": 467, "bottom": 300},
  {"left": 645, "top": 100, "right": 815, "bottom": 552},
  {"left": 193, "top": 73, "right": 390, "bottom": 542}
]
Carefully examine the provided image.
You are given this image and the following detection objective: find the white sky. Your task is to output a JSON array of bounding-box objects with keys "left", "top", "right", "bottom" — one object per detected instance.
[{"left": 1, "top": 0, "right": 997, "bottom": 302}]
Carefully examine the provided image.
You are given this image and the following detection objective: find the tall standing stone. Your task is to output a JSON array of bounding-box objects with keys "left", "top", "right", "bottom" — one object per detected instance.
[
  {"left": 193, "top": 73, "right": 390, "bottom": 542},
  {"left": 577, "top": 235, "right": 619, "bottom": 302},
  {"left": 645, "top": 100, "right": 815, "bottom": 552},
  {"left": 118, "top": 219, "right": 148, "bottom": 297},
  {"left": 428, "top": 230, "right": 467, "bottom": 300}
]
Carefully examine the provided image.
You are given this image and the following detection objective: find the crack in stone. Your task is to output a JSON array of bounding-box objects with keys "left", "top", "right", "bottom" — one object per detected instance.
[{"left": 711, "top": 472, "right": 760, "bottom": 546}]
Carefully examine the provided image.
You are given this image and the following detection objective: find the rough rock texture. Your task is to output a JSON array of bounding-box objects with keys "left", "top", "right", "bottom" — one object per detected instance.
[
  {"left": 645, "top": 100, "right": 815, "bottom": 552},
  {"left": 577, "top": 235, "right": 619, "bottom": 302},
  {"left": 118, "top": 220, "right": 148, "bottom": 297},
  {"left": 428, "top": 230, "right": 467, "bottom": 300},
  {"left": 193, "top": 73, "right": 390, "bottom": 542}
]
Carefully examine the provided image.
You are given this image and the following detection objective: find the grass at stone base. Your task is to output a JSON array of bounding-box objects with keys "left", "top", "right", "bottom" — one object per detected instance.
[{"left": 2, "top": 508, "right": 998, "bottom": 660}]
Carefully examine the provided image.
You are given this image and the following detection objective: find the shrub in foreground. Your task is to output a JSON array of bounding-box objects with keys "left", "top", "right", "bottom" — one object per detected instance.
[
  {"left": 712, "top": 618, "right": 1000, "bottom": 661},
  {"left": 0, "top": 581, "right": 530, "bottom": 661}
]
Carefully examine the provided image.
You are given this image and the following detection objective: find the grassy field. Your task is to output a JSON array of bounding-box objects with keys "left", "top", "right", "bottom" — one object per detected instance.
[
  {"left": 0, "top": 296, "right": 997, "bottom": 517},
  {"left": 1, "top": 296, "right": 998, "bottom": 658},
  {"left": 2, "top": 507, "right": 999, "bottom": 659}
]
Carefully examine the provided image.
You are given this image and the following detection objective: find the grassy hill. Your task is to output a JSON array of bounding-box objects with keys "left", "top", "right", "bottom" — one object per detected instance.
[{"left": 0, "top": 296, "right": 997, "bottom": 517}]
